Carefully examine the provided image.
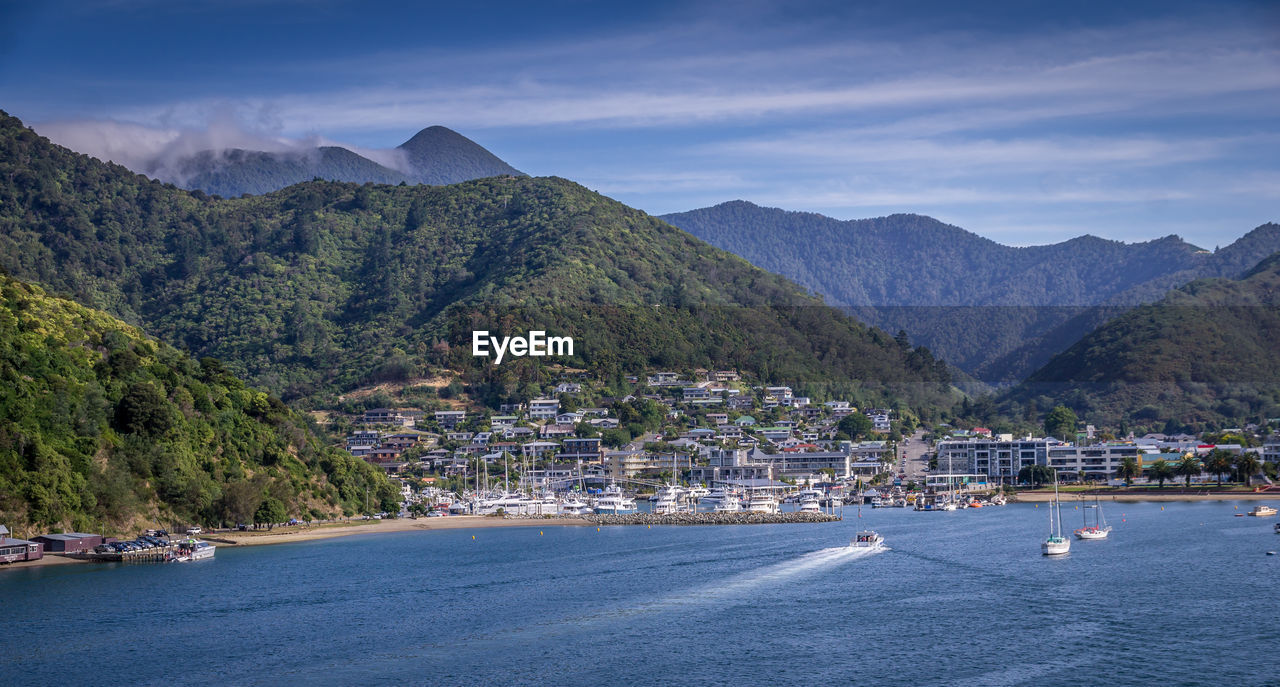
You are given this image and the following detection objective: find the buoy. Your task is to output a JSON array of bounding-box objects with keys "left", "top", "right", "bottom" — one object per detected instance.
[
  {"left": 539, "top": 531, "right": 543, "bottom": 536},
  {"left": 597, "top": 527, "right": 600, "bottom": 532},
  {"left": 1161, "top": 506, "right": 1164, "bottom": 511},
  {"left": 647, "top": 525, "right": 651, "bottom": 529},
  {"left": 471, "top": 535, "right": 475, "bottom": 540}
]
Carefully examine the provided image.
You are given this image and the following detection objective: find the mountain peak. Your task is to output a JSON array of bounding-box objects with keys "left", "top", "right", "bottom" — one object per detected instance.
[{"left": 394, "top": 125, "right": 522, "bottom": 184}]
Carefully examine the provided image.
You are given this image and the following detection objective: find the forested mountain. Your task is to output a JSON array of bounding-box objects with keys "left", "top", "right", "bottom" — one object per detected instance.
[
  {"left": 176, "top": 146, "right": 411, "bottom": 197},
  {"left": 1002, "top": 253, "right": 1280, "bottom": 429},
  {"left": 154, "top": 125, "right": 521, "bottom": 197},
  {"left": 396, "top": 125, "right": 523, "bottom": 185},
  {"left": 0, "top": 112, "right": 956, "bottom": 414},
  {"left": 661, "top": 201, "right": 1280, "bottom": 383},
  {"left": 0, "top": 273, "right": 398, "bottom": 533}
]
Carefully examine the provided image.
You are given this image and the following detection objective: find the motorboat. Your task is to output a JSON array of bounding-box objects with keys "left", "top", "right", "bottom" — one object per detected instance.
[
  {"left": 652, "top": 484, "right": 683, "bottom": 514},
  {"left": 559, "top": 495, "right": 593, "bottom": 515},
  {"left": 172, "top": 539, "right": 215, "bottom": 562},
  {"left": 798, "top": 493, "right": 821, "bottom": 513},
  {"left": 851, "top": 530, "right": 884, "bottom": 549},
  {"left": 1247, "top": 505, "right": 1277, "bottom": 517}
]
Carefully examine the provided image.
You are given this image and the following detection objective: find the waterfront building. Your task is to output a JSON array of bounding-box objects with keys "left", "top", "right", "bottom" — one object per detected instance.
[
  {"left": 0, "top": 527, "right": 42, "bottom": 563},
  {"left": 934, "top": 437, "right": 1050, "bottom": 481},
  {"left": 31, "top": 533, "right": 101, "bottom": 553}
]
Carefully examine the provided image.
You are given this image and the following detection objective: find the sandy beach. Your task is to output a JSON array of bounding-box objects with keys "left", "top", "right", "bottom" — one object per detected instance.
[{"left": 208, "top": 515, "right": 591, "bottom": 547}]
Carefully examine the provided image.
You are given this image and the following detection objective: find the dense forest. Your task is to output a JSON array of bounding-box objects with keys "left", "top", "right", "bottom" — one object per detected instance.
[
  {"left": 166, "top": 125, "right": 522, "bottom": 197},
  {"left": 0, "top": 111, "right": 956, "bottom": 415},
  {"left": 662, "top": 201, "right": 1280, "bottom": 382},
  {"left": 0, "top": 273, "right": 399, "bottom": 534},
  {"left": 1001, "top": 253, "right": 1280, "bottom": 430}
]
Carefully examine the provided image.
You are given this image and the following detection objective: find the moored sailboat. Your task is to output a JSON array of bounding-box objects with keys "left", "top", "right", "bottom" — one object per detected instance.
[{"left": 1042, "top": 470, "right": 1070, "bottom": 556}]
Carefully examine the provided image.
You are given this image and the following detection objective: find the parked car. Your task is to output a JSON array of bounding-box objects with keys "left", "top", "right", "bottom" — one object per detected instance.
[{"left": 185, "top": 527, "right": 202, "bottom": 535}]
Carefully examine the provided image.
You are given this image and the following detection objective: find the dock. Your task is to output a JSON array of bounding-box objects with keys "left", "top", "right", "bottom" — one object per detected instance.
[{"left": 518, "top": 512, "right": 842, "bottom": 526}]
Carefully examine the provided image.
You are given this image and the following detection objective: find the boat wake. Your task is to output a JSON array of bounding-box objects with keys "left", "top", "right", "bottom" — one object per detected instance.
[{"left": 649, "top": 545, "right": 886, "bottom": 612}]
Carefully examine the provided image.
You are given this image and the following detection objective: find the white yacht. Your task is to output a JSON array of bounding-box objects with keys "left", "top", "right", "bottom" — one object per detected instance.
[
  {"left": 798, "top": 493, "right": 821, "bottom": 513},
  {"left": 1042, "top": 472, "right": 1070, "bottom": 556},
  {"left": 746, "top": 491, "right": 779, "bottom": 514},
  {"left": 652, "top": 484, "right": 683, "bottom": 514},
  {"left": 593, "top": 484, "right": 637, "bottom": 514},
  {"left": 713, "top": 491, "right": 742, "bottom": 513},
  {"left": 1074, "top": 498, "right": 1112, "bottom": 540},
  {"left": 851, "top": 530, "right": 884, "bottom": 549},
  {"left": 559, "top": 495, "right": 593, "bottom": 515}
]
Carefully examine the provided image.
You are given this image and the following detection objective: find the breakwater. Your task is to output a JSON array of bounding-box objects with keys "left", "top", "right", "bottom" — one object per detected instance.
[{"left": 514, "top": 512, "right": 842, "bottom": 526}]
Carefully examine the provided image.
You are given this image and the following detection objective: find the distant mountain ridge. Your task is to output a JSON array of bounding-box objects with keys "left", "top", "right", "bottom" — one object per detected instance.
[
  {"left": 661, "top": 201, "right": 1280, "bottom": 383},
  {"left": 161, "top": 126, "right": 521, "bottom": 197},
  {"left": 1002, "top": 252, "right": 1280, "bottom": 429}
]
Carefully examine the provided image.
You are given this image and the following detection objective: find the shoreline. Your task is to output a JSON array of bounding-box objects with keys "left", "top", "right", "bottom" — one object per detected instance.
[
  {"left": 1012, "top": 490, "right": 1280, "bottom": 503},
  {"left": 0, "top": 516, "right": 591, "bottom": 571}
]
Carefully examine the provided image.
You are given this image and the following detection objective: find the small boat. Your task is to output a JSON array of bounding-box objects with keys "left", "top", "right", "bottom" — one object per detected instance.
[
  {"left": 1274, "top": 522, "right": 1280, "bottom": 534},
  {"left": 851, "top": 530, "right": 884, "bottom": 549},
  {"left": 1042, "top": 471, "right": 1071, "bottom": 556},
  {"left": 559, "top": 496, "right": 593, "bottom": 515},
  {"left": 1247, "top": 505, "right": 1277, "bottom": 517},
  {"left": 172, "top": 539, "right": 215, "bottom": 562},
  {"left": 798, "top": 493, "right": 821, "bottom": 513}
]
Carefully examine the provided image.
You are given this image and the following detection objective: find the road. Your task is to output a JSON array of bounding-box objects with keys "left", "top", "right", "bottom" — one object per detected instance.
[{"left": 898, "top": 428, "right": 930, "bottom": 482}]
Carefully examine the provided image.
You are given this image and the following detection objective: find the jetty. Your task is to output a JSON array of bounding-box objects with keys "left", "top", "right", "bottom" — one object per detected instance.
[{"left": 514, "top": 511, "right": 841, "bottom": 526}]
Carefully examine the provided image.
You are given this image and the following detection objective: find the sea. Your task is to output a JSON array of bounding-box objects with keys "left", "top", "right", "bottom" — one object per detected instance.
[{"left": 2, "top": 500, "right": 1278, "bottom": 686}]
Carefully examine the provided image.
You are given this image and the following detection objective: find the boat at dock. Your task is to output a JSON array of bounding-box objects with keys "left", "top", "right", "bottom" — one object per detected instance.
[
  {"left": 745, "top": 490, "right": 778, "bottom": 514},
  {"left": 172, "top": 539, "right": 215, "bottom": 562},
  {"left": 593, "top": 483, "right": 637, "bottom": 514}
]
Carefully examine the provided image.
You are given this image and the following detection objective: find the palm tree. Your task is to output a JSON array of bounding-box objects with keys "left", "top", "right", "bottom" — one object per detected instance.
[
  {"left": 1148, "top": 459, "right": 1175, "bottom": 488},
  {"left": 1115, "top": 456, "right": 1140, "bottom": 486},
  {"left": 1203, "top": 449, "right": 1235, "bottom": 487},
  {"left": 1234, "top": 453, "right": 1262, "bottom": 487},
  {"left": 1175, "top": 454, "right": 1202, "bottom": 487}
]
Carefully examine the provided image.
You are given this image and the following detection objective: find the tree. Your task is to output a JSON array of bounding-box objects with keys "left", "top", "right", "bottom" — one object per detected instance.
[
  {"left": 1044, "top": 405, "right": 1078, "bottom": 442},
  {"left": 1115, "top": 456, "right": 1140, "bottom": 486},
  {"left": 1203, "top": 449, "right": 1235, "bottom": 487},
  {"left": 254, "top": 497, "right": 288, "bottom": 529},
  {"left": 838, "top": 413, "right": 874, "bottom": 441},
  {"left": 1148, "top": 459, "right": 1174, "bottom": 488},
  {"left": 1175, "top": 454, "right": 1202, "bottom": 487},
  {"left": 1017, "top": 464, "right": 1055, "bottom": 488},
  {"left": 1234, "top": 452, "right": 1262, "bottom": 487}
]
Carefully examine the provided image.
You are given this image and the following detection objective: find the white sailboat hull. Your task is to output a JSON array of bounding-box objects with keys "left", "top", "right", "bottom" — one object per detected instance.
[{"left": 1042, "top": 538, "right": 1071, "bottom": 555}]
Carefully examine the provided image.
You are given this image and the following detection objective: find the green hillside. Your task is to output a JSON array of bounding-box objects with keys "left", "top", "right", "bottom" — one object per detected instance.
[
  {"left": 0, "top": 273, "right": 398, "bottom": 534},
  {"left": 662, "top": 201, "right": 1280, "bottom": 383},
  {"left": 1003, "top": 254, "right": 1280, "bottom": 429},
  {"left": 0, "top": 111, "right": 955, "bottom": 413}
]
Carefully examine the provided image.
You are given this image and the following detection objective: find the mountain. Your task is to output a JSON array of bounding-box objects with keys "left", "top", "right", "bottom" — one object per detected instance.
[
  {"left": 661, "top": 201, "right": 1280, "bottom": 383},
  {"left": 396, "top": 125, "right": 522, "bottom": 185},
  {"left": 1002, "top": 253, "right": 1280, "bottom": 429},
  {"left": 0, "top": 272, "right": 398, "bottom": 533},
  {"left": 0, "top": 111, "right": 956, "bottom": 414},
  {"left": 145, "top": 126, "right": 521, "bottom": 197},
  {"left": 177, "top": 146, "right": 412, "bottom": 197}
]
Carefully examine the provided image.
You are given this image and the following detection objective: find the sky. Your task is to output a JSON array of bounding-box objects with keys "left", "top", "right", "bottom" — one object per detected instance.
[{"left": 1, "top": 0, "right": 1277, "bottom": 247}]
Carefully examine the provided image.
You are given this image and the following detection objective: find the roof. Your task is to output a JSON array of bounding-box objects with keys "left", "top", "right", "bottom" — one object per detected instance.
[
  {"left": 0, "top": 525, "right": 8, "bottom": 536},
  {"left": 34, "top": 532, "right": 98, "bottom": 541}
]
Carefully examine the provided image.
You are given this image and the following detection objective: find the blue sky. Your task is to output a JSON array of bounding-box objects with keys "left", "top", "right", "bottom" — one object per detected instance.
[{"left": 1, "top": 0, "right": 1277, "bottom": 247}]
